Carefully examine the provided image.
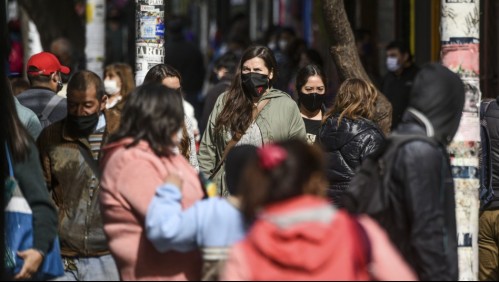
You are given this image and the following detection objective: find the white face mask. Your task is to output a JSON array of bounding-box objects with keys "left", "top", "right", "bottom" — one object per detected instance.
[
  {"left": 104, "top": 79, "right": 121, "bottom": 95},
  {"left": 278, "top": 39, "right": 288, "bottom": 51},
  {"left": 386, "top": 57, "right": 401, "bottom": 72},
  {"left": 268, "top": 41, "right": 276, "bottom": 50}
]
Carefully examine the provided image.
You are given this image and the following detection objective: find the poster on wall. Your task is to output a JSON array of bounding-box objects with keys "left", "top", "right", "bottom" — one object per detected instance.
[
  {"left": 453, "top": 77, "right": 480, "bottom": 142},
  {"left": 441, "top": 0, "right": 479, "bottom": 43},
  {"left": 453, "top": 113, "right": 480, "bottom": 142},
  {"left": 441, "top": 42, "right": 479, "bottom": 78},
  {"left": 86, "top": 0, "right": 106, "bottom": 77},
  {"left": 135, "top": 0, "right": 165, "bottom": 85}
]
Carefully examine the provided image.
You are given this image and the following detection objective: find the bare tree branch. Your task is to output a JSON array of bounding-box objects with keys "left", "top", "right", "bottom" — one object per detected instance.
[{"left": 322, "top": 0, "right": 393, "bottom": 134}]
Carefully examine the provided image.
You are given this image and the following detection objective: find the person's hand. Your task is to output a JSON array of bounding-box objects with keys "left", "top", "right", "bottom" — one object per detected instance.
[
  {"left": 14, "top": 249, "right": 44, "bottom": 280},
  {"left": 164, "top": 171, "right": 183, "bottom": 190}
]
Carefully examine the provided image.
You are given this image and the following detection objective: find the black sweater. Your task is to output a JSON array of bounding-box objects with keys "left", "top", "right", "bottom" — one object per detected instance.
[{"left": 11, "top": 141, "right": 58, "bottom": 254}]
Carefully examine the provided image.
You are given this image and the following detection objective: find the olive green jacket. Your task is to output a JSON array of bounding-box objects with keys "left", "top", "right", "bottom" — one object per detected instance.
[{"left": 198, "top": 88, "right": 306, "bottom": 196}]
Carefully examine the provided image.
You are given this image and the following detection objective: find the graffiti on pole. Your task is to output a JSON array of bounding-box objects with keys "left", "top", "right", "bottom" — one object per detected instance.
[
  {"left": 441, "top": 41, "right": 479, "bottom": 78},
  {"left": 441, "top": 0, "right": 480, "bottom": 280},
  {"left": 135, "top": 0, "right": 165, "bottom": 85}
]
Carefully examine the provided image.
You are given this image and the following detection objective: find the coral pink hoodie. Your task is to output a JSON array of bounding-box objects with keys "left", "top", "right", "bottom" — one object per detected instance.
[
  {"left": 100, "top": 138, "right": 204, "bottom": 280},
  {"left": 222, "top": 196, "right": 417, "bottom": 281}
]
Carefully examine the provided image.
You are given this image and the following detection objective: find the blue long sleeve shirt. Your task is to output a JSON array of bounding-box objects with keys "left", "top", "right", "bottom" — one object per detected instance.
[{"left": 146, "top": 183, "right": 246, "bottom": 253}]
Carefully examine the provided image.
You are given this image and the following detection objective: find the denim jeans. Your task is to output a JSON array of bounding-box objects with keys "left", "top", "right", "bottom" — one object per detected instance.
[
  {"left": 52, "top": 254, "right": 119, "bottom": 281},
  {"left": 479, "top": 210, "right": 499, "bottom": 281}
]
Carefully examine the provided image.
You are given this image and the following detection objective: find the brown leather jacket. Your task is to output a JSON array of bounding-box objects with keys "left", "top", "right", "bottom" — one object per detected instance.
[{"left": 37, "top": 110, "right": 120, "bottom": 257}]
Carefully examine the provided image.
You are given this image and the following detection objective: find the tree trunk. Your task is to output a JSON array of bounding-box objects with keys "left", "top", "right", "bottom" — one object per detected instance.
[
  {"left": 18, "top": 0, "right": 85, "bottom": 67},
  {"left": 322, "top": 0, "right": 392, "bottom": 134}
]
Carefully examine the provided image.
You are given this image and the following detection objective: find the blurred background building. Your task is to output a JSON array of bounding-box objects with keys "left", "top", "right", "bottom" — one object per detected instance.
[{"left": 4, "top": 0, "right": 498, "bottom": 98}]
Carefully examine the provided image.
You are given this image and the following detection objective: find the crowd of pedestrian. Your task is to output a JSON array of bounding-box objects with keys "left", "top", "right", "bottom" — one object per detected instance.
[{"left": 2, "top": 19, "right": 494, "bottom": 281}]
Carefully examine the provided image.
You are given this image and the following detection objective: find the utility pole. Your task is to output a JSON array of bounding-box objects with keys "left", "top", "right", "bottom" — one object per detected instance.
[
  {"left": 441, "top": 0, "right": 480, "bottom": 280},
  {"left": 134, "top": 0, "right": 165, "bottom": 86},
  {"left": 85, "top": 0, "right": 106, "bottom": 77}
]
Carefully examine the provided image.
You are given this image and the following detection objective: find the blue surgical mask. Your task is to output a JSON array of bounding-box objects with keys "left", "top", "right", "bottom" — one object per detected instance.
[{"left": 386, "top": 57, "right": 401, "bottom": 72}]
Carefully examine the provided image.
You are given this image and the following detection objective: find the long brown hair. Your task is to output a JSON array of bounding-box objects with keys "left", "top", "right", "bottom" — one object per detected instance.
[
  {"left": 324, "top": 78, "right": 378, "bottom": 125},
  {"left": 143, "top": 64, "right": 191, "bottom": 159},
  {"left": 5, "top": 78, "right": 31, "bottom": 162},
  {"left": 215, "top": 45, "right": 277, "bottom": 135}
]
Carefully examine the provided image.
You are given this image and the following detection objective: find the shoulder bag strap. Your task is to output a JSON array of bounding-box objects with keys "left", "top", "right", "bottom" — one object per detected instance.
[
  {"left": 5, "top": 142, "right": 14, "bottom": 177},
  {"left": 78, "top": 146, "right": 101, "bottom": 179},
  {"left": 4, "top": 142, "right": 19, "bottom": 204},
  {"left": 209, "top": 99, "right": 270, "bottom": 180},
  {"left": 40, "top": 95, "right": 63, "bottom": 120}
]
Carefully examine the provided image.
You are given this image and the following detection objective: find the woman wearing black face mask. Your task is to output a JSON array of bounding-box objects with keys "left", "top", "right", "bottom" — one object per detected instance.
[
  {"left": 318, "top": 78, "right": 385, "bottom": 207},
  {"left": 296, "top": 64, "right": 328, "bottom": 144},
  {"left": 199, "top": 45, "right": 306, "bottom": 196}
]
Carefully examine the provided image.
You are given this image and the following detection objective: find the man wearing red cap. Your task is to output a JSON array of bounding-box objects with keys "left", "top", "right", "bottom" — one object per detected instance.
[{"left": 17, "top": 52, "right": 70, "bottom": 128}]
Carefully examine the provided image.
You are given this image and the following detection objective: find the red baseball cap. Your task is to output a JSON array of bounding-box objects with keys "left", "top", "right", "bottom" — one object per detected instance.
[{"left": 27, "top": 52, "right": 70, "bottom": 76}]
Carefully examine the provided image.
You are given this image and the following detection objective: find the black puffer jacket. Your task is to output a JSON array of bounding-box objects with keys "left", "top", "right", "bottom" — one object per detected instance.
[{"left": 319, "top": 115, "right": 384, "bottom": 205}]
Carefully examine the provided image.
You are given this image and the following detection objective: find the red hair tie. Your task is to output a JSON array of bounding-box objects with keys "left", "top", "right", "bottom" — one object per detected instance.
[{"left": 258, "top": 144, "right": 287, "bottom": 170}]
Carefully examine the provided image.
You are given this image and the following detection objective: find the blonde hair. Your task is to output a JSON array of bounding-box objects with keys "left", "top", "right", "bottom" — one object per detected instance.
[{"left": 325, "top": 78, "right": 378, "bottom": 125}]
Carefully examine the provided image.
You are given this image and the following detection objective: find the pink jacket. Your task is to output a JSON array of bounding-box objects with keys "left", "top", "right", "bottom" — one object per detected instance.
[{"left": 100, "top": 138, "right": 204, "bottom": 280}]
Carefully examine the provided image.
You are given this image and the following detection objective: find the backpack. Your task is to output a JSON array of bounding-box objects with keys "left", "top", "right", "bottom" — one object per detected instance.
[
  {"left": 343, "top": 134, "right": 438, "bottom": 231},
  {"left": 479, "top": 99, "right": 498, "bottom": 209},
  {"left": 38, "top": 95, "right": 63, "bottom": 128}
]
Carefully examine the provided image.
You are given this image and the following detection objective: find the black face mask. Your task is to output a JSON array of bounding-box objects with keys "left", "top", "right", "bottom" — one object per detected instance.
[
  {"left": 67, "top": 113, "right": 100, "bottom": 137},
  {"left": 241, "top": 73, "right": 269, "bottom": 98},
  {"left": 299, "top": 92, "right": 326, "bottom": 112}
]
